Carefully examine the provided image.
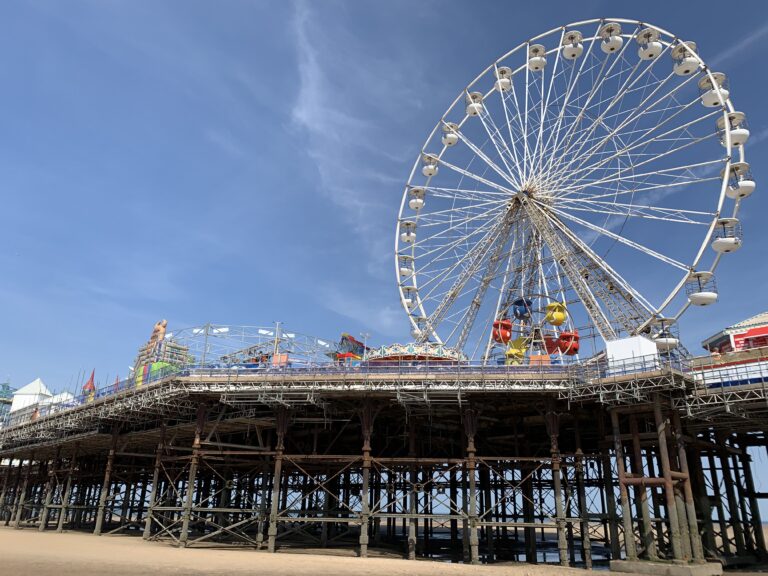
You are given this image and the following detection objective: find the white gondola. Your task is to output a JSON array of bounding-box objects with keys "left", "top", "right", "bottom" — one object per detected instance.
[
  {"left": 402, "top": 285, "right": 418, "bottom": 310},
  {"left": 400, "top": 221, "right": 416, "bottom": 244},
  {"left": 528, "top": 44, "right": 547, "bottom": 71},
  {"left": 686, "top": 271, "right": 718, "bottom": 306},
  {"left": 717, "top": 111, "right": 750, "bottom": 147},
  {"left": 421, "top": 153, "right": 439, "bottom": 177},
  {"left": 671, "top": 41, "right": 699, "bottom": 76},
  {"left": 465, "top": 92, "right": 484, "bottom": 116},
  {"left": 722, "top": 162, "right": 756, "bottom": 199},
  {"left": 561, "top": 31, "right": 583, "bottom": 60},
  {"left": 399, "top": 255, "right": 415, "bottom": 278},
  {"left": 408, "top": 187, "right": 425, "bottom": 211},
  {"left": 652, "top": 318, "right": 680, "bottom": 351},
  {"left": 494, "top": 66, "right": 512, "bottom": 91},
  {"left": 599, "top": 22, "right": 623, "bottom": 54},
  {"left": 441, "top": 123, "right": 459, "bottom": 147},
  {"left": 636, "top": 28, "right": 662, "bottom": 60},
  {"left": 699, "top": 73, "right": 730, "bottom": 107},
  {"left": 711, "top": 218, "right": 742, "bottom": 254}
]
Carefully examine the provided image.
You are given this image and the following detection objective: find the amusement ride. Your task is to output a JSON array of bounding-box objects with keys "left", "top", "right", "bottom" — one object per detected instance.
[{"left": 396, "top": 18, "right": 754, "bottom": 365}]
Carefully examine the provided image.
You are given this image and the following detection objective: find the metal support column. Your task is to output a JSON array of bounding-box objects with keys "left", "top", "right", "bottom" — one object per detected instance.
[
  {"left": 610, "top": 409, "right": 637, "bottom": 560},
  {"left": 180, "top": 404, "right": 207, "bottom": 547},
  {"left": 653, "top": 397, "right": 684, "bottom": 561},
  {"left": 95, "top": 428, "right": 120, "bottom": 535}
]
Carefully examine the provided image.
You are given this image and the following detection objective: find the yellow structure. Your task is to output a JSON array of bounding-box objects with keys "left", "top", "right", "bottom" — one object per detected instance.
[{"left": 545, "top": 302, "right": 567, "bottom": 326}]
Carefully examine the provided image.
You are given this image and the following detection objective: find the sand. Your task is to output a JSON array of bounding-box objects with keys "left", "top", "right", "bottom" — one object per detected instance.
[{"left": 0, "top": 526, "right": 589, "bottom": 576}]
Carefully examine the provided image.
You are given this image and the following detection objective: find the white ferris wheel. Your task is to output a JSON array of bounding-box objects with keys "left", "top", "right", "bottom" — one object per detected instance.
[{"left": 395, "top": 18, "right": 755, "bottom": 363}]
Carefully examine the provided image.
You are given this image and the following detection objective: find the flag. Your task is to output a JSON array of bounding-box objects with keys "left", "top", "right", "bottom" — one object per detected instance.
[
  {"left": 113, "top": 375, "right": 120, "bottom": 393},
  {"left": 83, "top": 369, "right": 96, "bottom": 402}
]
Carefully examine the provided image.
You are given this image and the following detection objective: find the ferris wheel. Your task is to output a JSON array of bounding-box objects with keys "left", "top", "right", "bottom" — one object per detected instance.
[{"left": 396, "top": 18, "right": 755, "bottom": 362}]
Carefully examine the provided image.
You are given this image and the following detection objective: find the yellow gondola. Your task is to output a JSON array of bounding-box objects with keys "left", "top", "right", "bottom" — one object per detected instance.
[
  {"left": 505, "top": 336, "right": 529, "bottom": 365},
  {"left": 544, "top": 302, "right": 567, "bottom": 326}
]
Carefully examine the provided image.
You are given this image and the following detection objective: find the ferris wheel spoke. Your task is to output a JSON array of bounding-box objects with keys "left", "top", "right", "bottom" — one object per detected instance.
[
  {"left": 558, "top": 175, "right": 721, "bottom": 205},
  {"left": 539, "top": 23, "right": 605, "bottom": 177},
  {"left": 545, "top": 211, "right": 657, "bottom": 313},
  {"left": 477, "top": 106, "right": 528, "bottom": 187},
  {"left": 564, "top": 88, "right": 705, "bottom": 179},
  {"left": 554, "top": 72, "right": 703, "bottom": 181},
  {"left": 542, "top": 29, "right": 636, "bottom": 180},
  {"left": 417, "top": 214, "right": 514, "bottom": 341},
  {"left": 416, "top": 198, "right": 508, "bottom": 227},
  {"left": 562, "top": 107, "right": 720, "bottom": 187},
  {"left": 424, "top": 186, "right": 509, "bottom": 202},
  {"left": 555, "top": 197, "right": 714, "bottom": 224},
  {"left": 549, "top": 57, "right": 647, "bottom": 178},
  {"left": 494, "top": 65, "right": 526, "bottom": 177},
  {"left": 559, "top": 157, "right": 723, "bottom": 198},
  {"left": 548, "top": 40, "right": 678, "bottom": 176},
  {"left": 530, "top": 30, "right": 567, "bottom": 178},
  {"left": 436, "top": 158, "right": 516, "bottom": 195},
  {"left": 409, "top": 213, "right": 507, "bottom": 295},
  {"left": 453, "top": 123, "right": 520, "bottom": 189},
  {"left": 545, "top": 203, "right": 690, "bottom": 270},
  {"left": 411, "top": 203, "right": 504, "bottom": 252},
  {"left": 453, "top": 216, "right": 519, "bottom": 349}
]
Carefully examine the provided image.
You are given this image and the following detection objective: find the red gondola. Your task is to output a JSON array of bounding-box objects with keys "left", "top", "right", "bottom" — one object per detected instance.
[
  {"left": 543, "top": 335, "right": 560, "bottom": 355},
  {"left": 557, "top": 330, "right": 580, "bottom": 355},
  {"left": 492, "top": 319, "right": 513, "bottom": 344}
]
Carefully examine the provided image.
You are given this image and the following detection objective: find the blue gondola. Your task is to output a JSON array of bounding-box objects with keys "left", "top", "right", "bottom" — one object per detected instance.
[{"left": 512, "top": 298, "right": 532, "bottom": 320}]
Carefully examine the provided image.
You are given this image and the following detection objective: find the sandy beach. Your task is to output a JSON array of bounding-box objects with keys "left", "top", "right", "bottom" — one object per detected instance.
[{"left": 0, "top": 526, "right": 589, "bottom": 576}]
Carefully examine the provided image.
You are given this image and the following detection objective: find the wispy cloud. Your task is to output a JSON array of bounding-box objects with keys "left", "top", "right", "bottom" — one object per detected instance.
[
  {"left": 290, "top": 1, "right": 425, "bottom": 277},
  {"left": 318, "top": 283, "right": 408, "bottom": 339},
  {"left": 709, "top": 21, "right": 768, "bottom": 67}
]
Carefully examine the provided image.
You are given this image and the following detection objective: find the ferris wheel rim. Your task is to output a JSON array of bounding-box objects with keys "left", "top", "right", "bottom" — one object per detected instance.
[{"left": 396, "top": 18, "right": 748, "bottom": 354}]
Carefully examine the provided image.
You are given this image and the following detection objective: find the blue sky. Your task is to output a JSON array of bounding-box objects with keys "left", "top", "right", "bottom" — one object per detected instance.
[{"left": 1, "top": 1, "right": 768, "bottom": 390}]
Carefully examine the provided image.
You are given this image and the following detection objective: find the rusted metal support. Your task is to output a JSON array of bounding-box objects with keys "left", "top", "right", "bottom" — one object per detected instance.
[
  {"left": 717, "top": 432, "right": 746, "bottom": 557},
  {"left": 180, "top": 404, "right": 208, "bottom": 546},
  {"left": 13, "top": 452, "right": 34, "bottom": 528},
  {"left": 610, "top": 409, "right": 637, "bottom": 560},
  {"left": 267, "top": 408, "right": 289, "bottom": 553},
  {"left": 39, "top": 447, "right": 61, "bottom": 531},
  {"left": 0, "top": 456, "right": 15, "bottom": 523},
  {"left": 599, "top": 415, "right": 621, "bottom": 559},
  {"left": 57, "top": 447, "right": 78, "bottom": 532},
  {"left": 464, "top": 409, "right": 480, "bottom": 565},
  {"left": 94, "top": 428, "right": 120, "bottom": 535},
  {"left": 574, "top": 419, "right": 592, "bottom": 568},
  {"left": 629, "top": 415, "right": 657, "bottom": 560},
  {"left": 653, "top": 397, "right": 684, "bottom": 561},
  {"left": 671, "top": 411, "right": 704, "bottom": 561},
  {"left": 358, "top": 402, "right": 376, "bottom": 558},
  {"left": 739, "top": 438, "right": 766, "bottom": 557},
  {"left": 407, "top": 418, "right": 418, "bottom": 560},
  {"left": 143, "top": 423, "right": 166, "bottom": 539},
  {"left": 546, "top": 408, "right": 568, "bottom": 566}
]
